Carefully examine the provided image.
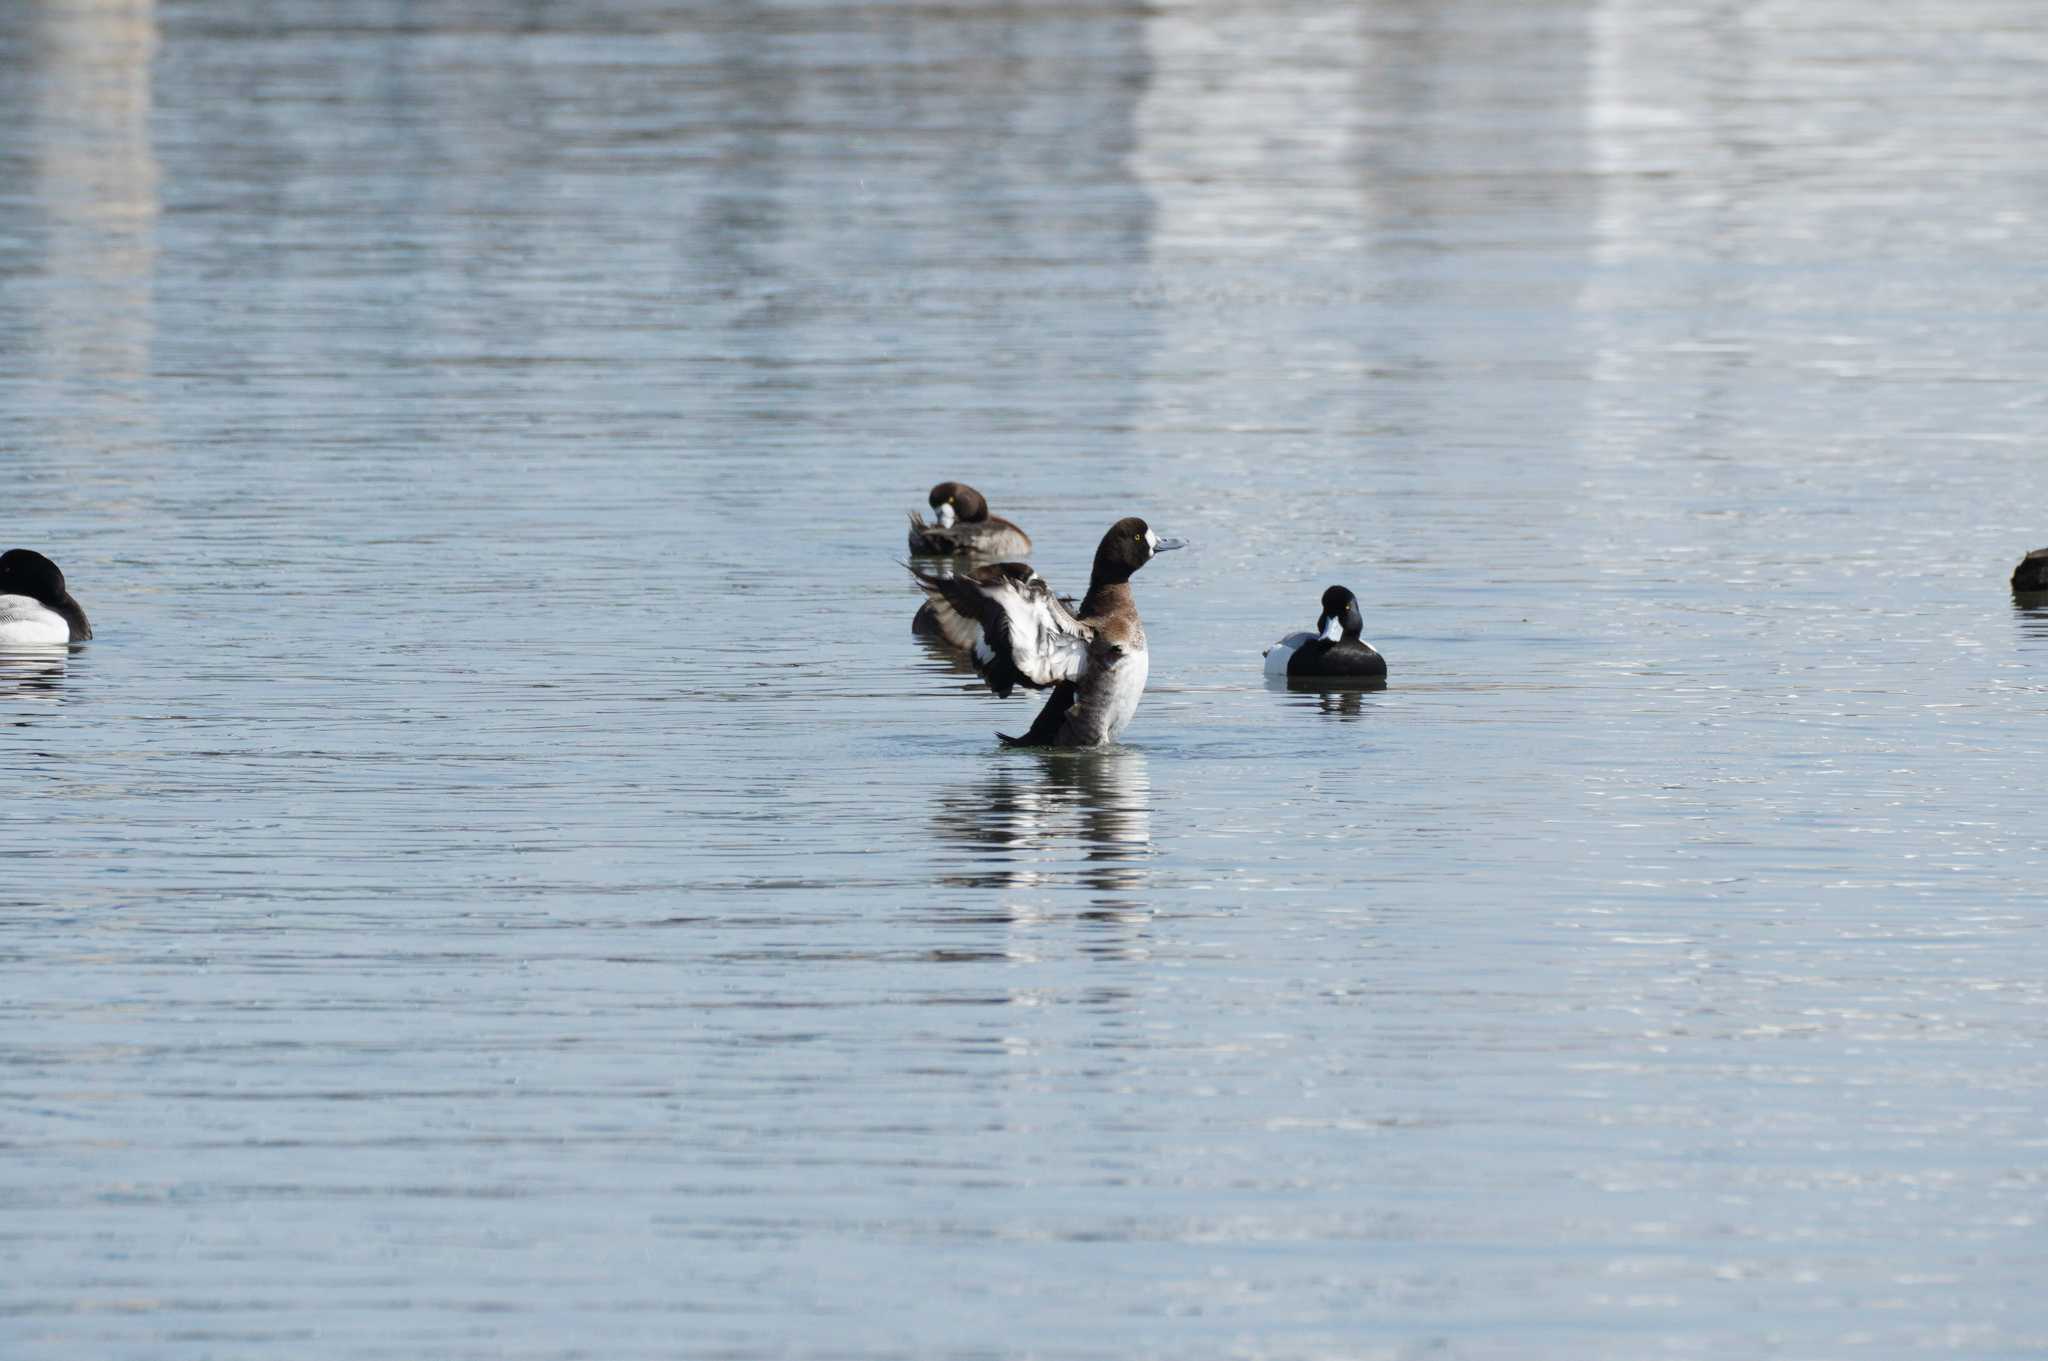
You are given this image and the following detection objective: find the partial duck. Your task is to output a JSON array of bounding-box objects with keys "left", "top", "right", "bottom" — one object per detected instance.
[
  {"left": 907, "top": 482, "right": 1032, "bottom": 560},
  {"left": 0, "top": 549, "right": 91, "bottom": 644},
  {"left": 909, "top": 517, "right": 1185, "bottom": 747},
  {"left": 2013, "top": 548, "right": 2048, "bottom": 594},
  {"left": 1264, "top": 585, "right": 1384, "bottom": 682}
]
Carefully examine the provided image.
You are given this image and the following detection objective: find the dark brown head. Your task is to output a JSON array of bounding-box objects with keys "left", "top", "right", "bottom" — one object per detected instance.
[
  {"left": 1090, "top": 516, "right": 1187, "bottom": 587},
  {"left": 926, "top": 482, "right": 989, "bottom": 527}
]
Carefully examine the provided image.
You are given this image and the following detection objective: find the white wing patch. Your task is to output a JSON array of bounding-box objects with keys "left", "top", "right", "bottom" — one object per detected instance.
[
  {"left": 981, "top": 574, "right": 1090, "bottom": 687},
  {"left": 909, "top": 563, "right": 1092, "bottom": 694}
]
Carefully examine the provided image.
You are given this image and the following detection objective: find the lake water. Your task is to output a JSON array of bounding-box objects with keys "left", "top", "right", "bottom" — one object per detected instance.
[{"left": 5, "top": 1, "right": 2047, "bottom": 1356}]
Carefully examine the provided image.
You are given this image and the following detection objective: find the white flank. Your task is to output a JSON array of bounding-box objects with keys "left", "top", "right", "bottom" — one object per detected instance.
[
  {"left": 0, "top": 596, "right": 71, "bottom": 645},
  {"left": 1263, "top": 631, "right": 1312, "bottom": 676}
]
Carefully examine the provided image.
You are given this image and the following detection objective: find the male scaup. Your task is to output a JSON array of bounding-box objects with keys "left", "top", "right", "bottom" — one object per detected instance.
[
  {"left": 0, "top": 549, "right": 91, "bottom": 644},
  {"left": 2013, "top": 548, "right": 2048, "bottom": 594},
  {"left": 907, "top": 482, "right": 1032, "bottom": 559},
  {"left": 1264, "top": 585, "right": 1385, "bottom": 682},
  {"left": 910, "top": 517, "right": 1185, "bottom": 747}
]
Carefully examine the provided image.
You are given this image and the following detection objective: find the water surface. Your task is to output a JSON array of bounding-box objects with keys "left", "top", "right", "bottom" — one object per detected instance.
[{"left": 5, "top": 1, "right": 2047, "bottom": 1357}]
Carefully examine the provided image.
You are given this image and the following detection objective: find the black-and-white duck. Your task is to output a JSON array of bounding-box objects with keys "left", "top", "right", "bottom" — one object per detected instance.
[
  {"left": 0, "top": 549, "right": 91, "bottom": 645},
  {"left": 1263, "top": 585, "right": 1384, "bottom": 682},
  {"left": 906, "top": 482, "right": 1033, "bottom": 559},
  {"left": 909, "top": 517, "right": 1185, "bottom": 747}
]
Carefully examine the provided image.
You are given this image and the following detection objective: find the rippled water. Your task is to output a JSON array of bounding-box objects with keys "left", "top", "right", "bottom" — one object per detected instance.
[{"left": 6, "top": 1, "right": 2048, "bottom": 1356}]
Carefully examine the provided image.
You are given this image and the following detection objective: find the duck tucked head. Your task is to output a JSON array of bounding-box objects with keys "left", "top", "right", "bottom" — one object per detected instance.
[
  {"left": 1091, "top": 516, "right": 1187, "bottom": 587},
  {"left": 1318, "top": 585, "right": 1364, "bottom": 641},
  {"left": 927, "top": 482, "right": 989, "bottom": 528},
  {"left": 0, "top": 547, "right": 91, "bottom": 643},
  {"left": 0, "top": 550, "right": 69, "bottom": 606}
]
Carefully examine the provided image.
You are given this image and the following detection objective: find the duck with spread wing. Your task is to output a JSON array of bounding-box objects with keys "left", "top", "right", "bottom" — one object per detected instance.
[{"left": 908, "top": 517, "right": 1185, "bottom": 747}]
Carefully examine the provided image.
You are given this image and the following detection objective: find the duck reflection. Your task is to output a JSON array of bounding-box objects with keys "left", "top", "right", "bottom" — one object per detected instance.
[
  {"left": 0, "top": 646, "right": 70, "bottom": 716},
  {"left": 2014, "top": 596, "right": 2048, "bottom": 643},
  {"left": 1269, "top": 676, "right": 1385, "bottom": 719},
  {"left": 930, "top": 747, "right": 1153, "bottom": 917}
]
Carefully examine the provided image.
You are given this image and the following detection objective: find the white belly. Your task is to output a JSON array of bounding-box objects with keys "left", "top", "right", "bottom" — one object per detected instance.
[
  {"left": 1108, "top": 646, "right": 1149, "bottom": 739},
  {"left": 0, "top": 596, "right": 70, "bottom": 645},
  {"left": 1078, "top": 646, "right": 1149, "bottom": 745}
]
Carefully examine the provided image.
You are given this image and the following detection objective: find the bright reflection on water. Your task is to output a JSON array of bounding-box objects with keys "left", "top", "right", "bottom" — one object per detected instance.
[{"left": 5, "top": 0, "right": 2048, "bottom": 1357}]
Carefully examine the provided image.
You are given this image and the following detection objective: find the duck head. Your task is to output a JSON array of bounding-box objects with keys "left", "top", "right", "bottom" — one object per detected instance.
[
  {"left": 1317, "top": 585, "right": 1363, "bottom": 642},
  {"left": 1092, "top": 516, "right": 1187, "bottom": 585},
  {"left": 926, "top": 482, "right": 990, "bottom": 528}
]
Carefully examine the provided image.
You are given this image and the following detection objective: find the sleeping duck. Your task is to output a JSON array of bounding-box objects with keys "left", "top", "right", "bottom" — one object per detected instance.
[
  {"left": 0, "top": 549, "right": 92, "bottom": 644},
  {"left": 906, "top": 482, "right": 1032, "bottom": 559}
]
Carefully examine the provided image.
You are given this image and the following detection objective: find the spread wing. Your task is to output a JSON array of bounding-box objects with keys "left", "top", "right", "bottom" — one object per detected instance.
[
  {"left": 907, "top": 511, "right": 962, "bottom": 556},
  {"left": 907, "top": 561, "right": 1091, "bottom": 697}
]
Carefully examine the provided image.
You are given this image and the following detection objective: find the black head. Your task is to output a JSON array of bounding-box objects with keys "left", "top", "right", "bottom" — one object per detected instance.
[
  {"left": 1091, "top": 516, "right": 1187, "bottom": 585},
  {"left": 926, "top": 482, "right": 989, "bottom": 525},
  {"left": 0, "top": 549, "right": 67, "bottom": 605},
  {"left": 1316, "top": 584, "right": 1364, "bottom": 641}
]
